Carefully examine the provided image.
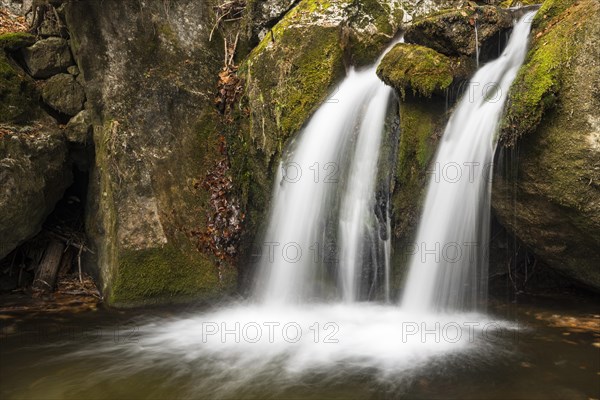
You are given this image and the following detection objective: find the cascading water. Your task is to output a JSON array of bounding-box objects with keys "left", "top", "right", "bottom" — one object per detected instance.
[
  {"left": 255, "top": 47, "right": 397, "bottom": 304},
  {"left": 34, "top": 15, "right": 536, "bottom": 399},
  {"left": 401, "top": 12, "right": 535, "bottom": 312}
]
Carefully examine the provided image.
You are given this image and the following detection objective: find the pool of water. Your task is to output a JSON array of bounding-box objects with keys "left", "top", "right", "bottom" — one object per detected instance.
[{"left": 0, "top": 296, "right": 598, "bottom": 400}]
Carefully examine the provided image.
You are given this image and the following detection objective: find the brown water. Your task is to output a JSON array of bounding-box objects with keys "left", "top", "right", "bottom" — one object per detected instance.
[{"left": 0, "top": 296, "right": 598, "bottom": 400}]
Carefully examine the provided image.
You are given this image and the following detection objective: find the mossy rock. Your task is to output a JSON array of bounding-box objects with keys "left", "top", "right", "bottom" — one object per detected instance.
[
  {"left": 0, "top": 32, "right": 36, "bottom": 51},
  {"left": 500, "top": 0, "right": 582, "bottom": 145},
  {"left": 389, "top": 97, "right": 448, "bottom": 288},
  {"left": 493, "top": 0, "right": 600, "bottom": 291},
  {"left": 376, "top": 43, "right": 473, "bottom": 98},
  {"left": 64, "top": 0, "right": 238, "bottom": 306},
  {"left": 0, "top": 54, "right": 40, "bottom": 124}
]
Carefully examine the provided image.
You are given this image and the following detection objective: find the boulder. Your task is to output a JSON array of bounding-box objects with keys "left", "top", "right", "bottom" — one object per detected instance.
[
  {"left": 20, "top": 37, "right": 73, "bottom": 78},
  {"left": 64, "top": 0, "right": 237, "bottom": 306},
  {"left": 0, "top": 127, "right": 72, "bottom": 260},
  {"left": 376, "top": 43, "right": 474, "bottom": 98},
  {"left": 494, "top": 0, "right": 600, "bottom": 291},
  {"left": 42, "top": 73, "right": 85, "bottom": 116},
  {"left": 405, "top": 5, "right": 513, "bottom": 62},
  {"left": 65, "top": 109, "right": 91, "bottom": 143}
]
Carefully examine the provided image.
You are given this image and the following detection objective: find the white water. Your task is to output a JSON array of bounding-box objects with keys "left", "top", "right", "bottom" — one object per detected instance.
[
  {"left": 255, "top": 52, "right": 396, "bottom": 303},
  {"left": 402, "top": 13, "right": 535, "bottom": 312},
  {"left": 38, "top": 17, "right": 534, "bottom": 400}
]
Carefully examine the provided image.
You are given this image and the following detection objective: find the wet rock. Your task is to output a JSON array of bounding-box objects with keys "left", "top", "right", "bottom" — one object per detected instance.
[
  {"left": 20, "top": 37, "right": 73, "bottom": 78},
  {"left": 41, "top": 73, "right": 85, "bottom": 116},
  {"left": 405, "top": 6, "right": 513, "bottom": 62}
]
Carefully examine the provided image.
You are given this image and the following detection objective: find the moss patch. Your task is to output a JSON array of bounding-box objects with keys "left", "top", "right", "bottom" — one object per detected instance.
[
  {"left": 109, "top": 244, "right": 234, "bottom": 306},
  {"left": 377, "top": 43, "right": 472, "bottom": 98},
  {"left": 500, "top": 0, "right": 582, "bottom": 145},
  {"left": 0, "top": 32, "right": 36, "bottom": 51}
]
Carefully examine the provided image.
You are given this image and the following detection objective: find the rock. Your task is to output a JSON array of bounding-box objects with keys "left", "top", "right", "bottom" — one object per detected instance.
[
  {"left": 63, "top": 0, "right": 237, "bottom": 306},
  {"left": 41, "top": 73, "right": 85, "bottom": 116},
  {"left": 0, "top": 53, "right": 40, "bottom": 124},
  {"left": 20, "top": 37, "right": 73, "bottom": 78},
  {"left": 67, "top": 65, "right": 79, "bottom": 76},
  {"left": 65, "top": 109, "right": 91, "bottom": 143},
  {"left": 0, "top": 128, "right": 72, "bottom": 260},
  {"left": 493, "top": 0, "right": 600, "bottom": 291},
  {"left": 0, "top": 32, "right": 36, "bottom": 51},
  {"left": 405, "top": 6, "right": 513, "bottom": 62},
  {"left": 376, "top": 43, "right": 474, "bottom": 98}
]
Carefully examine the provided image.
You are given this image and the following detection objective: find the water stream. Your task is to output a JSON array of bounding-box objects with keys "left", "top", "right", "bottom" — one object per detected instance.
[{"left": 402, "top": 13, "right": 534, "bottom": 312}]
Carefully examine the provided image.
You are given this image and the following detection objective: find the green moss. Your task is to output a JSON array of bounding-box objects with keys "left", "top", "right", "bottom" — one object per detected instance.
[
  {"left": 377, "top": 43, "right": 470, "bottom": 98},
  {"left": 0, "top": 54, "right": 39, "bottom": 123},
  {"left": 500, "top": 0, "right": 581, "bottom": 145},
  {"left": 0, "top": 32, "right": 36, "bottom": 51},
  {"left": 109, "top": 244, "right": 233, "bottom": 306}
]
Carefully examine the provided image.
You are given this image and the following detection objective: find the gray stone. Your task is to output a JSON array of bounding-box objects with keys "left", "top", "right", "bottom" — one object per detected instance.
[
  {"left": 0, "top": 129, "right": 72, "bottom": 260},
  {"left": 42, "top": 73, "right": 85, "bottom": 116},
  {"left": 20, "top": 37, "right": 73, "bottom": 78},
  {"left": 65, "top": 109, "right": 91, "bottom": 143}
]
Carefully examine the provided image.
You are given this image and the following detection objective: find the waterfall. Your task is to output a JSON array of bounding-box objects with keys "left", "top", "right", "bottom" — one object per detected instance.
[
  {"left": 255, "top": 54, "right": 396, "bottom": 304},
  {"left": 401, "top": 12, "right": 535, "bottom": 312}
]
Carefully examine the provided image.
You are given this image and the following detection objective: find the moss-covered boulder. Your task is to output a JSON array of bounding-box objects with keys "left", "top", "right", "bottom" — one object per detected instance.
[
  {"left": 493, "top": 0, "right": 600, "bottom": 290},
  {"left": 20, "top": 37, "right": 73, "bottom": 78},
  {"left": 376, "top": 43, "right": 473, "bottom": 98},
  {"left": 405, "top": 5, "right": 513, "bottom": 63},
  {"left": 0, "top": 127, "right": 72, "bottom": 260},
  {"left": 41, "top": 73, "right": 85, "bottom": 116},
  {"left": 64, "top": 0, "right": 237, "bottom": 307}
]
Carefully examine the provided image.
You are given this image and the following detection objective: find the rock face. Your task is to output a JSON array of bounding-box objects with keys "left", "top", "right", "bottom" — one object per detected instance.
[
  {"left": 493, "top": 0, "right": 600, "bottom": 291},
  {"left": 405, "top": 5, "right": 513, "bottom": 63},
  {"left": 20, "top": 37, "right": 73, "bottom": 78},
  {"left": 0, "top": 128, "right": 72, "bottom": 260},
  {"left": 64, "top": 0, "right": 237, "bottom": 306},
  {"left": 41, "top": 73, "right": 85, "bottom": 116}
]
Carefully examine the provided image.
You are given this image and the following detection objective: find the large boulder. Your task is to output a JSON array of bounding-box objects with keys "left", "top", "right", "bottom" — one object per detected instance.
[
  {"left": 20, "top": 37, "right": 73, "bottom": 78},
  {"left": 64, "top": 0, "right": 237, "bottom": 306},
  {"left": 41, "top": 73, "right": 85, "bottom": 116},
  {"left": 0, "top": 127, "right": 72, "bottom": 260},
  {"left": 405, "top": 5, "right": 513, "bottom": 63},
  {"left": 493, "top": 0, "right": 600, "bottom": 290}
]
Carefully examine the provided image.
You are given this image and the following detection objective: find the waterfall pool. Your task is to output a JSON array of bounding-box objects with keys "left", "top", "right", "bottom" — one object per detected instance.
[{"left": 1, "top": 297, "right": 598, "bottom": 399}]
